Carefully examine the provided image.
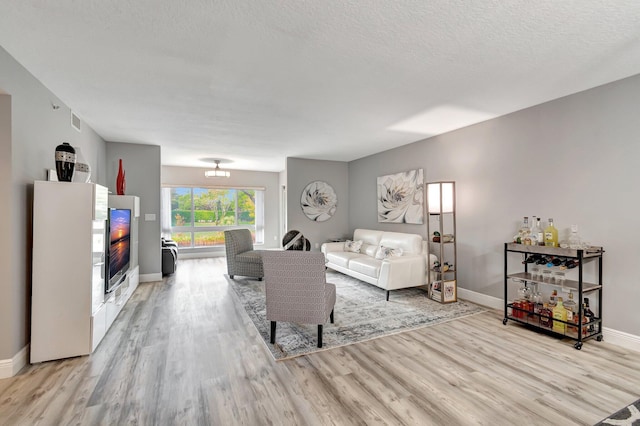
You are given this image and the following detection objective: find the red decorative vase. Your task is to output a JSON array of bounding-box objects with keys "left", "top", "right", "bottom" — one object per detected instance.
[{"left": 116, "top": 159, "right": 126, "bottom": 195}]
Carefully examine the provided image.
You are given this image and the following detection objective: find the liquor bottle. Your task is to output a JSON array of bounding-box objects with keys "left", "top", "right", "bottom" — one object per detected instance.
[
  {"left": 535, "top": 217, "right": 545, "bottom": 246},
  {"left": 552, "top": 297, "right": 567, "bottom": 333},
  {"left": 564, "top": 291, "right": 578, "bottom": 336},
  {"left": 580, "top": 302, "right": 589, "bottom": 336},
  {"left": 540, "top": 303, "right": 553, "bottom": 328},
  {"left": 548, "top": 289, "right": 558, "bottom": 309},
  {"left": 584, "top": 297, "right": 595, "bottom": 332},
  {"left": 529, "top": 216, "right": 538, "bottom": 245},
  {"left": 520, "top": 217, "right": 531, "bottom": 244},
  {"left": 544, "top": 218, "right": 559, "bottom": 247},
  {"left": 568, "top": 224, "right": 582, "bottom": 249},
  {"left": 532, "top": 284, "right": 543, "bottom": 315},
  {"left": 514, "top": 217, "right": 528, "bottom": 243}
]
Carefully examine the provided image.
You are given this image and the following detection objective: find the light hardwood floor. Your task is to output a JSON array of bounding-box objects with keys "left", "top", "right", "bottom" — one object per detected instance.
[{"left": 1, "top": 257, "right": 639, "bottom": 425}]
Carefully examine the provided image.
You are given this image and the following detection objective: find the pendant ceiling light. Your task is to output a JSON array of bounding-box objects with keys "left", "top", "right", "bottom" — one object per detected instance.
[{"left": 204, "top": 160, "right": 230, "bottom": 178}]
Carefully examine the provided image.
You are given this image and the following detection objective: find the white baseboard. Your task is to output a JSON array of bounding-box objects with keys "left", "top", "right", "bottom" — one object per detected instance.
[
  {"left": 140, "top": 273, "right": 162, "bottom": 283},
  {"left": 602, "top": 327, "right": 640, "bottom": 352},
  {"left": 457, "top": 288, "right": 640, "bottom": 353},
  {"left": 457, "top": 287, "right": 503, "bottom": 311},
  {"left": 178, "top": 251, "right": 224, "bottom": 259},
  {"left": 0, "top": 344, "right": 29, "bottom": 379}
]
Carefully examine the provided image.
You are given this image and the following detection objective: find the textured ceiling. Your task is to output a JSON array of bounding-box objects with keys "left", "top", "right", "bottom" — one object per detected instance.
[{"left": 1, "top": 1, "right": 640, "bottom": 172}]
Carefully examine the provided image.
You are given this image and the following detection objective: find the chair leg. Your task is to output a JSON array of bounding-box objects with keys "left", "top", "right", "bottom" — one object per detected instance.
[
  {"left": 317, "top": 324, "right": 323, "bottom": 348},
  {"left": 330, "top": 309, "right": 334, "bottom": 324},
  {"left": 270, "top": 321, "right": 277, "bottom": 344},
  {"left": 386, "top": 290, "right": 390, "bottom": 301}
]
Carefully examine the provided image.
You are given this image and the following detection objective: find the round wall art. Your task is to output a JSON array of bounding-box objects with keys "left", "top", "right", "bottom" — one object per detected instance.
[{"left": 300, "top": 181, "right": 337, "bottom": 222}]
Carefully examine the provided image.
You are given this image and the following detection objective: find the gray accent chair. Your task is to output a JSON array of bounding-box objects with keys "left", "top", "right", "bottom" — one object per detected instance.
[
  {"left": 261, "top": 251, "right": 336, "bottom": 348},
  {"left": 161, "top": 237, "right": 178, "bottom": 276},
  {"left": 224, "top": 229, "right": 263, "bottom": 280}
]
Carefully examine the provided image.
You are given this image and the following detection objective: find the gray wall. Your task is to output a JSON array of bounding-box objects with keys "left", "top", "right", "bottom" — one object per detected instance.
[
  {"left": 0, "top": 46, "right": 107, "bottom": 360},
  {"left": 106, "top": 142, "right": 162, "bottom": 278},
  {"left": 161, "top": 165, "right": 282, "bottom": 250},
  {"left": 349, "top": 73, "right": 640, "bottom": 336},
  {"left": 0, "top": 94, "right": 13, "bottom": 360},
  {"left": 286, "top": 158, "right": 349, "bottom": 250},
  {"left": 348, "top": 144, "right": 429, "bottom": 237}
]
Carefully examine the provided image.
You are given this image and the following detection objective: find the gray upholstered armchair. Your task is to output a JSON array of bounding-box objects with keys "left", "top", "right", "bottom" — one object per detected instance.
[
  {"left": 224, "top": 229, "right": 263, "bottom": 280},
  {"left": 261, "top": 251, "right": 336, "bottom": 348}
]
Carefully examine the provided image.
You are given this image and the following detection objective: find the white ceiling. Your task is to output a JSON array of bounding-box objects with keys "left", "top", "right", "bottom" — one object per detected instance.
[{"left": 1, "top": 1, "right": 640, "bottom": 172}]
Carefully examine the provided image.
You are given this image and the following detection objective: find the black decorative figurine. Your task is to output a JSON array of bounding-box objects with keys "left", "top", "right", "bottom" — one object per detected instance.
[{"left": 55, "top": 142, "right": 76, "bottom": 182}]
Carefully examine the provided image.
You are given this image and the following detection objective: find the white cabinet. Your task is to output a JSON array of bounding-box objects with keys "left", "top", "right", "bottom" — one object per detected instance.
[
  {"left": 31, "top": 183, "right": 140, "bottom": 363},
  {"left": 31, "top": 181, "right": 109, "bottom": 363}
]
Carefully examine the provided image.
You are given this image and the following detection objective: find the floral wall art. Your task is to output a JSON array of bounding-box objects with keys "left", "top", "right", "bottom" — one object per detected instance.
[
  {"left": 377, "top": 168, "right": 424, "bottom": 224},
  {"left": 301, "top": 181, "right": 337, "bottom": 222}
]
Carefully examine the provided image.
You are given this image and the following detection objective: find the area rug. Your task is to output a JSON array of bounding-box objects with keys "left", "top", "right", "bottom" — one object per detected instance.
[
  {"left": 228, "top": 271, "right": 487, "bottom": 360},
  {"left": 595, "top": 398, "right": 640, "bottom": 425}
]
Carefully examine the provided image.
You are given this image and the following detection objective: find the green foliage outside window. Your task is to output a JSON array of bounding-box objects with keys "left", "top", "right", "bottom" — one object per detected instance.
[
  {"left": 170, "top": 188, "right": 256, "bottom": 227},
  {"left": 168, "top": 187, "right": 259, "bottom": 248}
]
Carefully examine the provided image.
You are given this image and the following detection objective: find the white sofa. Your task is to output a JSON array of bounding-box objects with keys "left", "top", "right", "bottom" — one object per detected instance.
[{"left": 321, "top": 229, "right": 437, "bottom": 300}]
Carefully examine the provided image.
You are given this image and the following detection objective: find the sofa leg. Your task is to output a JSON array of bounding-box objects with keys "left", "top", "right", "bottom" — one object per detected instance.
[
  {"left": 258, "top": 277, "right": 263, "bottom": 281},
  {"left": 230, "top": 275, "right": 234, "bottom": 280},
  {"left": 317, "top": 324, "right": 323, "bottom": 348},
  {"left": 270, "top": 321, "right": 276, "bottom": 344},
  {"left": 386, "top": 290, "right": 390, "bottom": 301},
  {"left": 330, "top": 309, "right": 334, "bottom": 324}
]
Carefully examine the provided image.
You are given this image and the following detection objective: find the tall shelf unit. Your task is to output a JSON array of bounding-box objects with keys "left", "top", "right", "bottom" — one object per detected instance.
[
  {"left": 503, "top": 243, "right": 604, "bottom": 350},
  {"left": 31, "top": 182, "right": 140, "bottom": 363},
  {"left": 31, "top": 182, "right": 109, "bottom": 363},
  {"left": 426, "top": 181, "right": 457, "bottom": 303}
]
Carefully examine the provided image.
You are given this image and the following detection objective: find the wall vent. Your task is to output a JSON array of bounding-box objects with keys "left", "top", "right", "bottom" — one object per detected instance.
[{"left": 71, "top": 111, "right": 81, "bottom": 132}]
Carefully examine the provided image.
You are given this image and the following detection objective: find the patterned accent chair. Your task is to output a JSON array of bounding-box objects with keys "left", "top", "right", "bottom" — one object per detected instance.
[
  {"left": 261, "top": 251, "right": 336, "bottom": 348},
  {"left": 224, "top": 229, "right": 263, "bottom": 280}
]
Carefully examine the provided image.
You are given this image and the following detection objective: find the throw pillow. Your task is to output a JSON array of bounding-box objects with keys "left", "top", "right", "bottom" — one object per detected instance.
[
  {"left": 344, "top": 239, "right": 363, "bottom": 253},
  {"left": 375, "top": 245, "right": 404, "bottom": 259}
]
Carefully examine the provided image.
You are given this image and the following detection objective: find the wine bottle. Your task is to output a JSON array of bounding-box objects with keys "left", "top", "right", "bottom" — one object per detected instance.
[
  {"left": 536, "top": 256, "right": 549, "bottom": 265},
  {"left": 565, "top": 259, "right": 578, "bottom": 269},
  {"left": 525, "top": 254, "right": 541, "bottom": 263}
]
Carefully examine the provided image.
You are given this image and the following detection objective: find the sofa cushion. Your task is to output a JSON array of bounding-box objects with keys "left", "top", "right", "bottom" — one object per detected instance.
[
  {"left": 375, "top": 245, "right": 404, "bottom": 259},
  {"left": 348, "top": 256, "right": 382, "bottom": 278},
  {"left": 379, "top": 231, "right": 422, "bottom": 255},
  {"left": 353, "top": 229, "right": 384, "bottom": 247},
  {"left": 361, "top": 243, "right": 378, "bottom": 257},
  {"left": 344, "top": 239, "right": 363, "bottom": 253},
  {"left": 236, "top": 250, "right": 263, "bottom": 264},
  {"left": 326, "top": 251, "right": 362, "bottom": 268}
]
